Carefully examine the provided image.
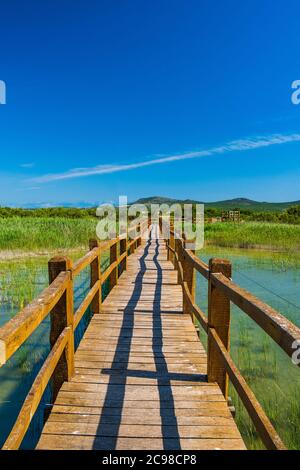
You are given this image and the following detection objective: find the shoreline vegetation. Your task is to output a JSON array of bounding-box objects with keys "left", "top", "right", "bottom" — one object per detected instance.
[
  {"left": 0, "top": 216, "right": 300, "bottom": 258},
  {"left": 204, "top": 221, "right": 300, "bottom": 252}
]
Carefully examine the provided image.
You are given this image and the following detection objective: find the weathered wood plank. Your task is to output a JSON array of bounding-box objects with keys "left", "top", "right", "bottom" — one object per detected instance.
[
  {"left": 37, "top": 435, "right": 245, "bottom": 450},
  {"left": 42, "top": 421, "right": 241, "bottom": 439}
]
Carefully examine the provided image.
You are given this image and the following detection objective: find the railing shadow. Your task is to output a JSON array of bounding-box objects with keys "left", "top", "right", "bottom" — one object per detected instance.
[{"left": 151, "top": 234, "right": 181, "bottom": 448}]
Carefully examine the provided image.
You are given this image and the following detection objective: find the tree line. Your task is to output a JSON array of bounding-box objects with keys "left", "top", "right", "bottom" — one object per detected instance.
[{"left": 1, "top": 205, "right": 300, "bottom": 224}]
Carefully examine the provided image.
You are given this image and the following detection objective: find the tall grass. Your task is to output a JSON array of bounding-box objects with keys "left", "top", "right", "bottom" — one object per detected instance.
[
  {"left": 205, "top": 222, "right": 300, "bottom": 251},
  {"left": 0, "top": 217, "right": 97, "bottom": 251},
  {"left": 1, "top": 218, "right": 300, "bottom": 254}
]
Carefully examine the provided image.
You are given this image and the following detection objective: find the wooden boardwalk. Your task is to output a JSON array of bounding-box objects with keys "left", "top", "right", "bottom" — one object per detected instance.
[{"left": 37, "top": 226, "right": 245, "bottom": 450}]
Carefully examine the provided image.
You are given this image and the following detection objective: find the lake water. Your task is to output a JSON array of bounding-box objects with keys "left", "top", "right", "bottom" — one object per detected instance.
[
  {"left": 0, "top": 248, "right": 299, "bottom": 449},
  {"left": 196, "top": 247, "right": 300, "bottom": 449}
]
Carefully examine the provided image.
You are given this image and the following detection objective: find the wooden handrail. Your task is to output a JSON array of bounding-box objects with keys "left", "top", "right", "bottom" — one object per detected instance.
[
  {"left": 0, "top": 219, "right": 149, "bottom": 449},
  {"left": 102, "top": 259, "right": 119, "bottom": 284},
  {"left": 2, "top": 327, "right": 71, "bottom": 450},
  {"left": 211, "top": 272, "right": 300, "bottom": 360},
  {"left": 72, "top": 247, "right": 100, "bottom": 277},
  {"left": 74, "top": 280, "right": 101, "bottom": 329},
  {"left": 0, "top": 271, "right": 70, "bottom": 365},
  {"left": 184, "top": 249, "right": 209, "bottom": 279},
  {"left": 182, "top": 281, "right": 208, "bottom": 332},
  {"left": 162, "top": 217, "right": 297, "bottom": 450}
]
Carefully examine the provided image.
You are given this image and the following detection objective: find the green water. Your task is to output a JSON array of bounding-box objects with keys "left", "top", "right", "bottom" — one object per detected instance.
[{"left": 196, "top": 247, "right": 300, "bottom": 450}]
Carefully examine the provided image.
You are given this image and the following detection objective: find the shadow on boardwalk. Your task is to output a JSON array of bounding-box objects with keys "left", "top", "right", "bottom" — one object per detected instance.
[{"left": 93, "top": 226, "right": 185, "bottom": 449}]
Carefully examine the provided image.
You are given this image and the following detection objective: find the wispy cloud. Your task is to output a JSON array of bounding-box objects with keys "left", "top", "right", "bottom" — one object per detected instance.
[
  {"left": 16, "top": 186, "right": 41, "bottom": 192},
  {"left": 20, "top": 162, "right": 35, "bottom": 168},
  {"left": 30, "top": 133, "right": 300, "bottom": 184}
]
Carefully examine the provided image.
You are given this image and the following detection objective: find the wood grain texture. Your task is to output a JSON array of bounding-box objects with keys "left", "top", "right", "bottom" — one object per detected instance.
[{"left": 37, "top": 227, "right": 245, "bottom": 451}]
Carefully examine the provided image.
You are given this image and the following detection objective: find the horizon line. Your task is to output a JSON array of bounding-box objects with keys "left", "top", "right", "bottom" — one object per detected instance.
[{"left": 2, "top": 195, "right": 300, "bottom": 209}]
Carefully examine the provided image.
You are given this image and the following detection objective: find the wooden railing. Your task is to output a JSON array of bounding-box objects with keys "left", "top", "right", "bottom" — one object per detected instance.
[
  {"left": 163, "top": 219, "right": 300, "bottom": 450},
  {"left": 0, "top": 219, "right": 148, "bottom": 450}
]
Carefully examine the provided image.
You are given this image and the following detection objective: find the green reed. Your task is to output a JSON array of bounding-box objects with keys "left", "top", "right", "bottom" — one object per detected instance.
[{"left": 205, "top": 222, "right": 300, "bottom": 252}]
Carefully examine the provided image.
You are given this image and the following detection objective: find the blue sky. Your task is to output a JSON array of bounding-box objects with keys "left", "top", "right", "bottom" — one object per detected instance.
[{"left": 0, "top": 0, "right": 300, "bottom": 206}]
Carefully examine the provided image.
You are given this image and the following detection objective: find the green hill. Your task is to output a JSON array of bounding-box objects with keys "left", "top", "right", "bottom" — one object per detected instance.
[{"left": 132, "top": 196, "right": 300, "bottom": 212}]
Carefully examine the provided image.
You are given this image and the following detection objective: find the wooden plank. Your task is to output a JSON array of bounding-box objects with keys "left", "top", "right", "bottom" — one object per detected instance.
[
  {"left": 41, "top": 421, "right": 241, "bottom": 439},
  {"left": 60, "top": 382, "right": 223, "bottom": 397},
  {"left": 69, "top": 374, "right": 212, "bottom": 386},
  {"left": 37, "top": 435, "right": 245, "bottom": 450},
  {"left": 47, "top": 413, "right": 233, "bottom": 426},
  {"left": 50, "top": 402, "right": 231, "bottom": 417}
]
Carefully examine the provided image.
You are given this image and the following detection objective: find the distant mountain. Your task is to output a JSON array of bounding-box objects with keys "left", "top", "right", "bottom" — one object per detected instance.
[
  {"left": 133, "top": 196, "right": 201, "bottom": 206},
  {"left": 8, "top": 201, "right": 98, "bottom": 209},
  {"left": 132, "top": 196, "right": 300, "bottom": 212},
  {"left": 4, "top": 196, "right": 300, "bottom": 212}
]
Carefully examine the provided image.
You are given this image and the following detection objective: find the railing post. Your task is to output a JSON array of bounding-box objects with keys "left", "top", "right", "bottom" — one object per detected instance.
[
  {"left": 129, "top": 227, "right": 135, "bottom": 255},
  {"left": 159, "top": 216, "right": 162, "bottom": 232},
  {"left": 48, "top": 256, "right": 74, "bottom": 401},
  {"left": 170, "top": 225, "right": 175, "bottom": 265},
  {"left": 166, "top": 223, "right": 170, "bottom": 261},
  {"left": 207, "top": 258, "right": 232, "bottom": 399},
  {"left": 137, "top": 222, "right": 141, "bottom": 247},
  {"left": 119, "top": 235, "right": 127, "bottom": 275},
  {"left": 109, "top": 239, "right": 118, "bottom": 291},
  {"left": 182, "top": 237, "right": 196, "bottom": 317},
  {"left": 89, "top": 239, "right": 102, "bottom": 314},
  {"left": 176, "top": 238, "right": 184, "bottom": 285},
  {"left": 140, "top": 219, "right": 146, "bottom": 246},
  {"left": 174, "top": 237, "right": 178, "bottom": 278}
]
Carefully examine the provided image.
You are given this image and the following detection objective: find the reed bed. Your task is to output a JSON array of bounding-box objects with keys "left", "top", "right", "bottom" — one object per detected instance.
[
  {"left": 205, "top": 222, "right": 300, "bottom": 251},
  {"left": 0, "top": 217, "right": 97, "bottom": 251},
  {"left": 1, "top": 217, "right": 300, "bottom": 254}
]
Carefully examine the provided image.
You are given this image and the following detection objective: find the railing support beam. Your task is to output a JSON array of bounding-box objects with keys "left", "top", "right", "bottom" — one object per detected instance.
[
  {"left": 48, "top": 256, "right": 74, "bottom": 401},
  {"left": 169, "top": 224, "right": 175, "bottom": 264},
  {"left": 89, "top": 239, "right": 102, "bottom": 314},
  {"left": 207, "top": 258, "right": 232, "bottom": 399},
  {"left": 109, "top": 239, "right": 118, "bottom": 291},
  {"left": 182, "top": 238, "right": 196, "bottom": 318},
  {"left": 120, "top": 236, "right": 128, "bottom": 275}
]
